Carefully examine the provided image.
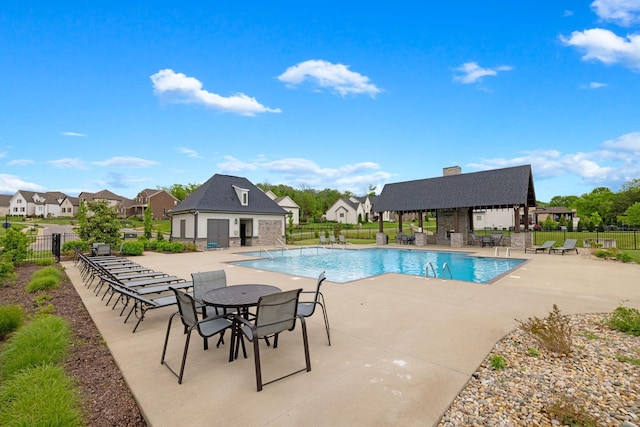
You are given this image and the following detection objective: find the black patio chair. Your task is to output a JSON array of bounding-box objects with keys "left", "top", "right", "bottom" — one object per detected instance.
[
  {"left": 161, "top": 287, "right": 233, "bottom": 384},
  {"left": 297, "top": 271, "right": 331, "bottom": 345},
  {"left": 232, "top": 288, "right": 311, "bottom": 391},
  {"left": 191, "top": 270, "right": 228, "bottom": 316}
]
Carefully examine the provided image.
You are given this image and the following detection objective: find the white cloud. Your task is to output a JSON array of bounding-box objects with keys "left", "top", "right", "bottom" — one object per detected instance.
[
  {"left": 150, "top": 69, "right": 281, "bottom": 116},
  {"left": 591, "top": 0, "right": 640, "bottom": 26},
  {"left": 8, "top": 159, "right": 34, "bottom": 166},
  {"left": 469, "top": 131, "right": 640, "bottom": 191},
  {"left": 48, "top": 158, "right": 87, "bottom": 169},
  {"left": 563, "top": 10, "right": 575, "bottom": 17},
  {"left": 587, "top": 81, "right": 608, "bottom": 88},
  {"left": 61, "top": 131, "right": 87, "bottom": 137},
  {"left": 0, "top": 173, "right": 44, "bottom": 193},
  {"left": 452, "top": 62, "right": 513, "bottom": 84},
  {"left": 217, "top": 156, "right": 258, "bottom": 173},
  {"left": 93, "top": 157, "right": 158, "bottom": 168},
  {"left": 278, "top": 60, "right": 382, "bottom": 97},
  {"left": 560, "top": 28, "right": 640, "bottom": 71},
  {"left": 258, "top": 158, "right": 391, "bottom": 193},
  {"left": 602, "top": 131, "right": 640, "bottom": 151},
  {"left": 177, "top": 147, "right": 200, "bottom": 158}
]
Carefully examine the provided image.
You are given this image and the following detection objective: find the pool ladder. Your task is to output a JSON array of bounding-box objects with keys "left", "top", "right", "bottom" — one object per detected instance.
[
  {"left": 493, "top": 247, "right": 511, "bottom": 258},
  {"left": 425, "top": 262, "right": 453, "bottom": 280}
]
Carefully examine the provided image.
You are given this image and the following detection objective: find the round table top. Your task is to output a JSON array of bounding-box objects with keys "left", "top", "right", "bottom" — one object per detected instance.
[{"left": 201, "top": 284, "right": 281, "bottom": 308}]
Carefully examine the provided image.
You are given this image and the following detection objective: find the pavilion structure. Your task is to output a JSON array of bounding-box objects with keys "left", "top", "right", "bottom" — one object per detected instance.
[{"left": 372, "top": 165, "right": 537, "bottom": 249}]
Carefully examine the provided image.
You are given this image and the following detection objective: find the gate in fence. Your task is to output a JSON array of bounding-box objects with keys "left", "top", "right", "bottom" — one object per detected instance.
[{"left": 25, "top": 232, "right": 80, "bottom": 263}]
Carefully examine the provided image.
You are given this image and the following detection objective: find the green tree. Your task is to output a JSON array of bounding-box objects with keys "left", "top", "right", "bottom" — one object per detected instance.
[
  {"left": 548, "top": 195, "right": 578, "bottom": 208},
  {"left": 0, "top": 227, "right": 30, "bottom": 264},
  {"left": 143, "top": 203, "right": 153, "bottom": 239},
  {"left": 77, "top": 201, "right": 89, "bottom": 241},
  {"left": 79, "top": 201, "right": 121, "bottom": 247},
  {"left": 625, "top": 202, "right": 640, "bottom": 227},
  {"left": 158, "top": 183, "right": 200, "bottom": 201},
  {"left": 574, "top": 187, "right": 615, "bottom": 224}
]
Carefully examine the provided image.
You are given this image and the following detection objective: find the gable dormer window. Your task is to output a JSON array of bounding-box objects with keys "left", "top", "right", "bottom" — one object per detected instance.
[{"left": 233, "top": 185, "right": 249, "bottom": 206}]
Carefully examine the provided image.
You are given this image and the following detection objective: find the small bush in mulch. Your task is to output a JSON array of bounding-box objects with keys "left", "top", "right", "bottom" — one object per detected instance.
[
  {"left": 0, "top": 305, "right": 23, "bottom": 340},
  {"left": 0, "top": 364, "right": 82, "bottom": 426},
  {"left": 25, "top": 266, "right": 64, "bottom": 292},
  {"left": 608, "top": 305, "right": 640, "bottom": 336},
  {"left": 0, "top": 314, "right": 70, "bottom": 380},
  {"left": 516, "top": 304, "right": 573, "bottom": 356}
]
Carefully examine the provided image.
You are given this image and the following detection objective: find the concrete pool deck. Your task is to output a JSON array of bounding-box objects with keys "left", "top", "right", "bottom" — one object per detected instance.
[{"left": 63, "top": 245, "right": 640, "bottom": 427}]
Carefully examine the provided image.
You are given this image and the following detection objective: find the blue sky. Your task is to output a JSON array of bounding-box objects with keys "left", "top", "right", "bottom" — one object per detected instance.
[{"left": 1, "top": 1, "right": 639, "bottom": 202}]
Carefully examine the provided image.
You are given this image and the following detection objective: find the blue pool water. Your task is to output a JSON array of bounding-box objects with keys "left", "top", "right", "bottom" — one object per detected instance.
[{"left": 233, "top": 247, "right": 525, "bottom": 284}]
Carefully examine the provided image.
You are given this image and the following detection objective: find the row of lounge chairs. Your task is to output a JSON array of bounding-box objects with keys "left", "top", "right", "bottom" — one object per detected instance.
[
  {"left": 75, "top": 251, "right": 192, "bottom": 332},
  {"left": 525, "top": 239, "right": 578, "bottom": 255},
  {"left": 319, "top": 235, "right": 348, "bottom": 245}
]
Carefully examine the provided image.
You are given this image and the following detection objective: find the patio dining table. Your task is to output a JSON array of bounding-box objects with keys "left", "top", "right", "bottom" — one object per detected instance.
[{"left": 202, "top": 284, "right": 281, "bottom": 362}]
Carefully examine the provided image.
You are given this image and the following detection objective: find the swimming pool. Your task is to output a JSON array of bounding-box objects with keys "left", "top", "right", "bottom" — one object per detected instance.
[{"left": 233, "top": 247, "right": 525, "bottom": 284}]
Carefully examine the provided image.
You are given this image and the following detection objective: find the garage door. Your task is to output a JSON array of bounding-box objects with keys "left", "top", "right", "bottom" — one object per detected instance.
[{"left": 207, "top": 219, "right": 229, "bottom": 248}]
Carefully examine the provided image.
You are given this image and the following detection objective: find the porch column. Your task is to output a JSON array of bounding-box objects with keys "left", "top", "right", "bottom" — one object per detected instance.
[
  {"left": 514, "top": 207, "right": 520, "bottom": 233},
  {"left": 376, "top": 213, "right": 387, "bottom": 245},
  {"left": 398, "top": 213, "right": 403, "bottom": 233},
  {"left": 523, "top": 206, "right": 529, "bottom": 231},
  {"left": 418, "top": 211, "right": 423, "bottom": 230}
]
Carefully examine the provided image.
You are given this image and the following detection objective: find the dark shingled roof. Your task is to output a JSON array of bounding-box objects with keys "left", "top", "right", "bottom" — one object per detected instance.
[
  {"left": 170, "top": 174, "right": 288, "bottom": 215},
  {"left": 373, "top": 165, "right": 536, "bottom": 212}
]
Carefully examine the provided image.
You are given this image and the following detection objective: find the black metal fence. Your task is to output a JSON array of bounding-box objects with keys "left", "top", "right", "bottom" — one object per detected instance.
[
  {"left": 24, "top": 232, "right": 81, "bottom": 263},
  {"left": 532, "top": 230, "right": 638, "bottom": 250}
]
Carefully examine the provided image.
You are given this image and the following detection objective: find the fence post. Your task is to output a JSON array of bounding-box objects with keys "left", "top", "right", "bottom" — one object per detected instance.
[{"left": 52, "top": 233, "right": 61, "bottom": 262}]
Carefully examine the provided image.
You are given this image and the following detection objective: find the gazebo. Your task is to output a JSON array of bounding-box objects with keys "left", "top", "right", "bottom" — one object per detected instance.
[{"left": 372, "top": 165, "right": 537, "bottom": 249}]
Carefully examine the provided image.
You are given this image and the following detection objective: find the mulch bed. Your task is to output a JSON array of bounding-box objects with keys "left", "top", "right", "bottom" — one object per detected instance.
[{"left": 0, "top": 262, "right": 146, "bottom": 426}]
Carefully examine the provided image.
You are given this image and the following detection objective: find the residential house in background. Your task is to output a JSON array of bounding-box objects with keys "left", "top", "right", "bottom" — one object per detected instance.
[
  {"left": 0, "top": 194, "right": 12, "bottom": 216},
  {"left": 59, "top": 196, "right": 79, "bottom": 217},
  {"left": 169, "top": 174, "right": 288, "bottom": 249},
  {"left": 79, "top": 189, "right": 128, "bottom": 217},
  {"left": 79, "top": 189, "right": 127, "bottom": 208},
  {"left": 534, "top": 206, "right": 578, "bottom": 228},
  {"left": 8, "top": 190, "right": 68, "bottom": 217},
  {"left": 263, "top": 190, "right": 301, "bottom": 225},
  {"left": 128, "top": 188, "right": 180, "bottom": 219},
  {"left": 325, "top": 195, "right": 376, "bottom": 224}
]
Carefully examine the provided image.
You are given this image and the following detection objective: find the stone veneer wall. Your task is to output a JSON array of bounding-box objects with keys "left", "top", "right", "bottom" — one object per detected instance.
[
  {"left": 252, "top": 219, "right": 283, "bottom": 246},
  {"left": 436, "top": 209, "right": 471, "bottom": 245}
]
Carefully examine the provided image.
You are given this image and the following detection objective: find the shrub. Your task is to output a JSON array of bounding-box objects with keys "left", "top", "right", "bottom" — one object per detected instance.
[
  {"left": 0, "top": 305, "right": 23, "bottom": 340},
  {"left": 156, "top": 240, "right": 184, "bottom": 253},
  {"left": 0, "top": 261, "right": 16, "bottom": 286},
  {"left": 517, "top": 304, "right": 573, "bottom": 355},
  {"left": 0, "top": 365, "right": 82, "bottom": 426},
  {"left": 25, "top": 276, "right": 59, "bottom": 292},
  {"left": 25, "top": 267, "right": 64, "bottom": 293},
  {"left": 120, "top": 241, "right": 144, "bottom": 256},
  {"left": 61, "top": 240, "right": 89, "bottom": 253},
  {"left": 607, "top": 305, "right": 640, "bottom": 336},
  {"left": 35, "top": 258, "right": 54, "bottom": 266},
  {"left": 0, "top": 315, "right": 70, "bottom": 380},
  {"left": 0, "top": 228, "right": 30, "bottom": 264},
  {"left": 489, "top": 354, "right": 506, "bottom": 370},
  {"left": 545, "top": 395, "right": 598, "bottom": 427}
]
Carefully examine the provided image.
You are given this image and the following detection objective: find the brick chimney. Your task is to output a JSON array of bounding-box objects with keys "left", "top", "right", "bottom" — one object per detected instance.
[{"left": 443, "top": 166, "right": 461, "bottom": 176}]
